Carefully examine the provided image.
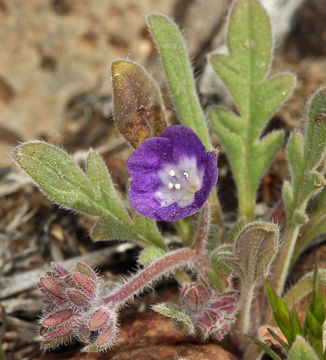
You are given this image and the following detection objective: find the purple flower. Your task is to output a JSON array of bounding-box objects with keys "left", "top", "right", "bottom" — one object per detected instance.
[{"left": 127, "top": 125, "right": 218, "bottom": 221}]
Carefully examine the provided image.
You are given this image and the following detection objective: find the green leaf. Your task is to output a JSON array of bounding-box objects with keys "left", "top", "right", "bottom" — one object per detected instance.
[
  {"left": 265, "top": 281, "right": 295, "bottom": 346},
  {"left": 208, "top": 0, "right": 295, "bottom": 220},
  {"left": 152, "top": 302, "right": 195, "bottom": 335},
  {"left": 243, "top": 335, "right": 282, "bottom": 360},
  {"left": 288, "top": 337, "right": 319, "bottom": 360},
  {"left": 293, "top": 188, "right": 326, "bottom": 264},
  {"left": 138, "top": 246, "right": 166, "bottom": 265},
  {"left": 220, "top": 222, "right": 279, "bottom": 288},
  {"left": 147, "top": 14, "right": 211, "bottom": 149},
  {"left": 111, "top": 60, "right": 167, "bottom": 148},
  {"left": 91, "top": 214, "right": 165, "bottom": 249},
  {"left": 12, "top": 142, "right": 105, "bottom": 216},
  {"left": 12, "top": 142, "right": 165, "bottom": 248},
  {"left": 86, "top": 150, "right": 131, "bottom": 223},
  {"left": 206, "top": 253, "right": 231, "bottom": 291},
  {"left": 284, "top": 88, "right": 326, "bottom": 224}
]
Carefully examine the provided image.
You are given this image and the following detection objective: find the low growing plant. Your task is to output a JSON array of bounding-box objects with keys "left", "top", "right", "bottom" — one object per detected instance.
[{"left": 11, "top": 0, "right": 326, "bottom": 358}]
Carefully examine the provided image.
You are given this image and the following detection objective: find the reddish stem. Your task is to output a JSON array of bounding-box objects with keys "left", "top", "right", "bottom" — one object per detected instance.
[
  {"left": 104, "top": 247, "right": 204, "bottom": 306},
  {"left": 191, "top": 202, "right": 210, "bottom": 254}
]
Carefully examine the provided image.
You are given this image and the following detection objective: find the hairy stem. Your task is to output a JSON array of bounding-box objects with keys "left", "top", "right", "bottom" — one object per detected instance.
[
  {"left": 210, "top": 192, "right": 226, "bottom": 243},
  {"left": 191, "top": 202, "right": 210, "bottom": 254},
  {"left": 232, "top": 284, "right": 256, "bottom": 351},
  {"left": 103, "top": 247, "right": 204, "bottom": 307},
  {"left": 272, "top": 223, "right": 300, "bottom": 296},
  {"left": 291, "top": 212, "right": 326, "bottom": 267}
]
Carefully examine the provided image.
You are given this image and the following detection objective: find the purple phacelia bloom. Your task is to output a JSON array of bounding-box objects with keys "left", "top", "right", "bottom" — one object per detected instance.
[{"left": 127, "top": 125, "right": 218, "bottom": 221}]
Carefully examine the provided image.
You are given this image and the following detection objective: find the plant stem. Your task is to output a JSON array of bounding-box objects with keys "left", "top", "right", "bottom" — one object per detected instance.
[
  {"left": 210, "top": 192, "right": 227, "bottom": 244},
  {"left": 103, "top": 247, "right": 204, "bottom": 307},
  {"left": 232, "top": 284, "right": 256, "bottom": 351},
  {"left": 191, "top": 202, "right": 210, "bottom": 254},
  {"left": 272, "top": 223, "right": 300, "bottom": 296},
  {"left": 291, "top": 212, "right": 326, "bottom": 267},
  {"left": 238, "top": 184, "right": 255, "bottom": 222}
]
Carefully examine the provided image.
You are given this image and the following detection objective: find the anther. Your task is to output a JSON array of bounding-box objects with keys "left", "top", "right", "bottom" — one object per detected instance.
[
  {"left": 175, "top": 183, "right": 181, "bottom": 190},
  {"left": 183, "top": 171, "right": 189, "bottom": 178},
  {"left": 168, "top": 170, "right": 176, "bottom": 177},
  {"left": 168, "top": 182, "right": 174, "bottom": 189}
]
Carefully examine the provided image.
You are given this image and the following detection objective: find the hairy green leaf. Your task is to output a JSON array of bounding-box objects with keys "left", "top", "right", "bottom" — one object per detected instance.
[
  {"left": 12, "top": 142, "right": 165, "bottom": 248},
  {"left": 284, "top": 88, "right": 326, "bottom": 224},
  {"left": 138, "top": 246, "right": 166, "bottom": 265},
  {"left": 12, "top": 142, "right": 105, "bottom": 216},
  {"left": 147, "top": 14, "right": 211, "bottom": 149},
  {"left": 152, "top": 302, "right": 195, "bottom": 335},
  {"left": 288, "top": 337, "right": 319, "bottom": 360},
  {"left": 220, "top": 222, "right": 279, "bottom": 288},
  {"left": 208, "top": 0, "right": 295, "bottom": 220}
]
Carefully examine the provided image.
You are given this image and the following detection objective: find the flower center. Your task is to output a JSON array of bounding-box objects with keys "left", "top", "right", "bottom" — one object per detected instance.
[{"left": 155, "top": 156, "right": 204, "bottom": 207}]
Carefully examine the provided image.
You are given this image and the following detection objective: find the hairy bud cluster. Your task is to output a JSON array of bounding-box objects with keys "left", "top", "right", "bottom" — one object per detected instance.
[
  {"left": 38, "top": 262, "right": 117, "bottom": 352},
  {"left": 180, "top": 277, "right": 238, "bottom": 340}
]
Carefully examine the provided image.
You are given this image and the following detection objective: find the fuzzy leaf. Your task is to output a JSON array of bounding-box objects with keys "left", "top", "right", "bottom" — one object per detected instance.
[
  {"left": 284, "top": 88, "right": 326, "bottom": 224},
  {"left": 112, "top": 60, "right": 167, "bottom": 148},
  {"left": 288, "top": 337, "right": 319, "bottom": 360},
  {"left": 86, "top": 151, "right": 131, "bottom": 223},
  {"left": 12, "top": 142, "right": 165, "bottom": 248},
  {"left": 208, "top": 0, "right": 295, "bottom": 219},
  {"left": 12, "top": 142, "right": 105, "bottom": 216},
  {"left": 221, "top": 222, "right": 279, "bottom": 287},
  {"left": 207, "top": 253, "right": 231, "bottom": 291},
  {"left": 138, "top": 246, "right": 166, "bottom": 265},
  {"left": 91, "top": 213, "right": 165, "bottom": 249},
  {"left": 147, "top": 14, "right": 211, "bottom": 149},
  {"left": 152, "top": 302, "right": 195, "bottom": 335}
]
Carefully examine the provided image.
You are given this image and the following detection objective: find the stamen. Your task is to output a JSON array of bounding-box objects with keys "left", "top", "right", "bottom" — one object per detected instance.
[
  {"left": 169, "top": 170, "right": 175, "bottom": 177},
  {"left": 183, "top": 171, "right": 189, "bottom": 178},
  {"left": 175, "top": 183, "right": 181, "bottom": 190},
  {"left": 168, "top": 182, "right": 174, "bottom": 189}
]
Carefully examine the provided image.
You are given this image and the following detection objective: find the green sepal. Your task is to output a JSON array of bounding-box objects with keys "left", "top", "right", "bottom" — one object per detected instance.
[
  {"left": 152, "top": 302, "right": 195, "bottom": 335},
  {"left": 288, "top": 337, "right": 319, "bottom": 360},
  {"left": 147, "top": 14, "right": 211, "bottom": 150}
]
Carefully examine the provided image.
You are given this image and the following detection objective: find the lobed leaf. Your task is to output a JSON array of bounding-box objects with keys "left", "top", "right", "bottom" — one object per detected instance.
[
  {"left": 12, "top": 142, "right": 165, "bottom": 248},
  {"left": 112, "top": 60, "right": 167, "bottom": 148},
  {"left": 208, "top": 0, "right": 295, "bottom": 220}
]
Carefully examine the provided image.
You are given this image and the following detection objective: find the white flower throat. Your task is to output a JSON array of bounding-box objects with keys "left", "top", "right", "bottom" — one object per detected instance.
[{"left": 156, "top": 156, "right": 204, "bottom": 207}]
